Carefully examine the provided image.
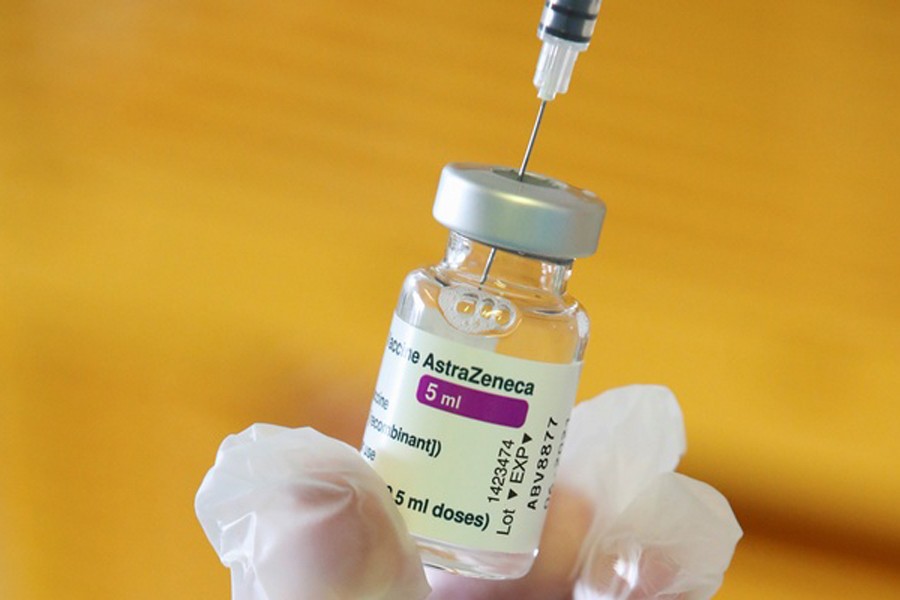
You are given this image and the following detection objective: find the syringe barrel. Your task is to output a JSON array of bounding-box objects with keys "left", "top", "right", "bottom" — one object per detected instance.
[{"left": 537, "top": 0, "right": 601, "bottom": 45}]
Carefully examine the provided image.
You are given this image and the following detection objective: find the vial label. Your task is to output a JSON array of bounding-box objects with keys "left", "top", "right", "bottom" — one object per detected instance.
[{"left": 361, "top": 314, "right": 581, "bottom": 554}]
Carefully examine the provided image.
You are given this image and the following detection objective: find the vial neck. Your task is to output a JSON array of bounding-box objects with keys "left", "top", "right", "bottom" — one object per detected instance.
[{"left": 440, "top": 232, "right": 572, "bottom": 296}]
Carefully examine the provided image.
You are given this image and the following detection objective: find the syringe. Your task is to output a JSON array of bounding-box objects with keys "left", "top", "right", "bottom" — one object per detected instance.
[{"left": 518, "top": 0, "right": 603, "bottom": 180}]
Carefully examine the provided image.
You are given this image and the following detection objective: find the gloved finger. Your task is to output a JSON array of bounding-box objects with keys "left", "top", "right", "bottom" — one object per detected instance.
[
  {"left": 429, "top": 386, "right": 740, "bottom": 599},
  {"left": 556, "top": 385, "right": 687, "bottom": 520},
  {"left": 574, "top": 473, "right": 743, "bottom": 600},
  {"left": 194, "top": 424, "right": 430, "bottom": 600}
]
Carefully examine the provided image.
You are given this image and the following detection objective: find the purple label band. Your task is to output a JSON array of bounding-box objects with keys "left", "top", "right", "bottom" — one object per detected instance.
[{"left": 416, "top": 375, "right": 528, "bottom": 428}]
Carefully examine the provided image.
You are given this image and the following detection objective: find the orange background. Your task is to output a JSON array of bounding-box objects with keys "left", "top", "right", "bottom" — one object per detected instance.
[{"left": 1, "top": 1, "right": 898, "bottom": 597}]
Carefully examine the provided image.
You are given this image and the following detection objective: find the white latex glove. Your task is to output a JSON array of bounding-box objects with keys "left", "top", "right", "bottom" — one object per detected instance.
[
  {"left": 195, "top": 385, "right": 742, "bottom": 600},
  {"left": 194, "top": 425, "right": 430, "bottom": 599}
]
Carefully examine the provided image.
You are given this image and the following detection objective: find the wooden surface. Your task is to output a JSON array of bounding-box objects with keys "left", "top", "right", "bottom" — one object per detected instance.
[{"left": 2, "top": 1, "right": 899, "bottom": 597}]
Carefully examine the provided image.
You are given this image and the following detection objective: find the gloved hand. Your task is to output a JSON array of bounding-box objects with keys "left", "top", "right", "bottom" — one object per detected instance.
[{"left": 195, "top": 385, "right": 742, "bottom": 600}]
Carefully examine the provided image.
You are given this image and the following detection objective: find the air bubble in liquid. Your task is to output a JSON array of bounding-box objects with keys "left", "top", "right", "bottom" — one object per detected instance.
[{"left": 438, "top": 284, "right": 517, "bottom": 335}]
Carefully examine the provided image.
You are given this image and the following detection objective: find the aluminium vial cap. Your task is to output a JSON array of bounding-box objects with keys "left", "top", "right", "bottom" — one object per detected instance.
[{"left": 432, "top": 163, "right": 606, "bottom": 260}]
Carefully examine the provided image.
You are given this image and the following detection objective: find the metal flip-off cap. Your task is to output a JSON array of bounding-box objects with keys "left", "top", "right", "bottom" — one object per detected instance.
[{"left": 432, "top": 163, "right": 605, "bottom": 260}]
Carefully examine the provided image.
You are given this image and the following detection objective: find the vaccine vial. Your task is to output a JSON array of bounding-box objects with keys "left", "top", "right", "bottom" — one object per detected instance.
[{"left": 361, "top": 163, "right": 605, "bottom": 579}]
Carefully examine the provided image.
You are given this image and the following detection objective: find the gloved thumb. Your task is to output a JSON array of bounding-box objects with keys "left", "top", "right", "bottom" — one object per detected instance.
[{"left": 194, "top": 424, "right": 430, "bottom": 600}]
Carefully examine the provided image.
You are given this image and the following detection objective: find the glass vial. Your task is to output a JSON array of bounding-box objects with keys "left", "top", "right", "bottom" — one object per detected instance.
[{"left": 361, "top": 164, "right": 605, "bottom": 579}]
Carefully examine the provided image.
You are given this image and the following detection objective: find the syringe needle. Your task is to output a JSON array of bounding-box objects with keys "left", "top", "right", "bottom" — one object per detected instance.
[{"left": 517, "top": 100, "right": 547, "bottom": 180}]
